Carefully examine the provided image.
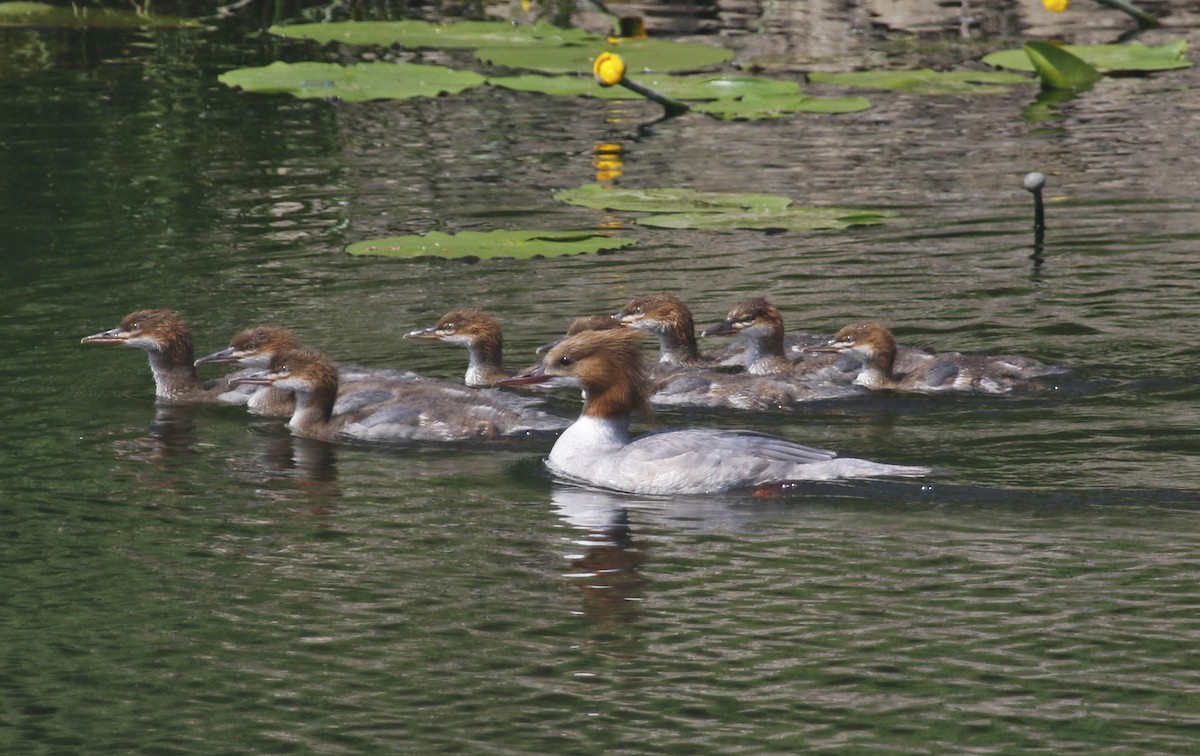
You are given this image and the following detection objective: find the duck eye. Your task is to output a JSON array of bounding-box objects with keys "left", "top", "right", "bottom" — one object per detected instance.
[{"left": 557, "top": 356, "right": 573, "bottom": 367}]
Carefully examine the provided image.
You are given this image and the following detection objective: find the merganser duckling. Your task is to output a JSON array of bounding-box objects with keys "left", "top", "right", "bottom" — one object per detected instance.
[
  {"left": 498, "top": 329, "right": 928, "bottom": 494},
  {"left": 812, "top": 321, "right": 1063, "bottom": 394},
  {"left": 404, "top": 308, "right": 509, "bottom": 387},
  {"left": 195, "top": 326, "right": 303, "bottom": 416},
  {"left": 613, "top": 293, "right": 733, "bottom": 367},
  {"left": 702, "top": 297, "right": 823, "bottom": 376},
  {"left": 233, "top": 348, "right": 568, "bottom": 442},
  {"left": 82, "top": 309, "right": 249, "bottom": 403},
  {"left": 537, "top": 315, "right": 623, "bottom": 354}
]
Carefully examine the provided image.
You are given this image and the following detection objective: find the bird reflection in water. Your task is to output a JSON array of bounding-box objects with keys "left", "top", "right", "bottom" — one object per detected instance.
[
  {"left": 107, "top": 405, "right": 201, "bottom": 493},
  {"left": 243, "top": 429, "right": 341, "bottom": 512},
  {"left": 551, "top": 486, "right": 648, "bottom": 625}
]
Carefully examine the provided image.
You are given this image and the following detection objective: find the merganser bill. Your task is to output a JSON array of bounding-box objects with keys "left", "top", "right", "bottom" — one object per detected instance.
[
  {"left": 812, "top": 321, "right": 1064, "bottom": 394},
  {"left": 498, "top": 329, "right": 928, "bottom": 494},
  {"left": 404, "top": 308, "right": 509, "bottom": 388},
  {"left": 232, "top": 348, "right": 569, "bottom": 442},
  {"left": 82, "top": 309, "right": 251, "bottom": 404}
]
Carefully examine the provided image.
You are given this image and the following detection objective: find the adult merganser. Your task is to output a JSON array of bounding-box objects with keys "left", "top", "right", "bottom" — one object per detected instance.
[
  {"left": 82, "top": 309, "right": 250, "bottom": 403},
  {"left": 233, "top": 348, "right": 569, "bottom": 442},
  {"left": 404, "top": 308, "right": 509, "bottom": 387},
  {"left": 812, "top": 321, "right": 1063, "bottom": 394},
  {"left": 498, "top": 329, "right": 928, "bottom": 494}
]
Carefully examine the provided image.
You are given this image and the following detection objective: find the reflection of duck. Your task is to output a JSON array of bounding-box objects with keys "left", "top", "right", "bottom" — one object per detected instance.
[
  {"left": 404, "top": 308, "right": 509, "bottom": 387},
  {"left": 500, "top": 329, "right": 928, "bottom": 494},
  {"left": 812, "top": 321, "right": 1064, "bottom": 394},
  {"left": 82, "top": 309, "right": 250, "bottom": 403},
  {"left": 234, "top": 348, "right": 568, "bottom": 442}
]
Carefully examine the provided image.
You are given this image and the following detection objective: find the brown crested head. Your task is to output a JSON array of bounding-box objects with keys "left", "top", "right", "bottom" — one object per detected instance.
[
  {"left": 706, "top": 296, "right": 784, "bottom": 337},
  {"left": 268, "top": 348, "right": 338, "bottom": 389},
  {"left": 566, "top": 314, "right": 624, "bottom": 338},
  {"left": 229, "top": 326, "right": 300, "bottom": 356},
  {"left": 541, "top": 328, "right": 652, "bottom": 419},
  {"left": 414, "top": 308, "right": 501, "bottom": 343},
  {"left": 830, "top": 322, "right": 895, "bottom": 353},
  {"left": 123, "top": 309, "right": 194, "bottom": 366},
  {"left": 616, "top": 293, "right": 693, "bottom": 329}
]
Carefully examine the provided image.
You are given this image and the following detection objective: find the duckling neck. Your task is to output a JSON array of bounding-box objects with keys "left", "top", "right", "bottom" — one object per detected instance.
[
  {"left": 465, "top": 338, "right": 506, "bottom": 387},
  {"left": 855, "top": 350, "right": 900, "bottom": 389},
  {"left": 742, "top": 329, "right": 790, "bottom": 375},
  {"left": 288, "top": 385, "right": 337, "bottom": 436},
  {"left": 657, "top": 327, "right": 700, "bottom": 365},
  {"left": 147, "top": 350, "right": 203, "bottom": 400}
]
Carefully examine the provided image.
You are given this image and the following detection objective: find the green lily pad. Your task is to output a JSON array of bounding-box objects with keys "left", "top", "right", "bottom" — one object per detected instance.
[
  {"left": 554, "top": 185, "right": 892, "bottom": 231},
  {"left": 218, "top": 61, "right": 486, "bottom": 101},
  {"left": 555, "top": 185, "right": 795, "bottom": 213},
  {"left": 477, "top": 38, "right": 733, "bottom": 74},
  {"left": 691, "top": 93, "right": 872, "bottom": 118},
  {"left": 268, "top": 20, "right": 595, "bottom": 50},
  {"left": 489, "top": 73, "right": 799, "bottom": 101},
  {"left": 0, "top": 1, "right": 198, "bottom": 28},
  {"left": 346, "top": 230, "right": 636, "bottom": 260},
  {"left": 637, "top": 207, "right": 892, "bottom": 231},
  {"left": 982, "top": 39, "right": 1191, "bottom": 73},
  {"left": 808, "top": 68, "right": 1032, "bottom": 94},
  {"left": 1022, "top": 42, "right": 1102, "bottom": 90}
]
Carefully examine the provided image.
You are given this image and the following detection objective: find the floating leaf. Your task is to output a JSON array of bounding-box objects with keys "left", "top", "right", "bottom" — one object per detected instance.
[
  {"left": 555, "top": 185, "right": 794, "bottom": 213},
  {"left": 808, "top": 68, "right": 1032, "bottom": 95},
  {"left": 269, "top": 19, "right": 594, "bottom": 50},
  {"left": 490, "top": 73, "right": 799, "bottom": 101},
  {"left": 0, "top": 1, "right": 198, "bottom": 28},
  {"left": 1022, "top": 42, "right": 1102, "bottom": 90},
  {"left": 691, "top": 93, "right": 871, "bottom": 119},
  {"left": 476, "top": 38, "right": 732, "bottom": 74},
  {"left": 218, "top": 61, "right": 485, "bottom": 101},
  {"left": 346, "top": 230, "right": 636, "bottom": 260},
  {"left": 982, "top": 39, "right": 1191, "bottom": 73},
  {"left": 637, "top": 207, "right": 893, "bottom": 231},
  {"left": 554, "top": 185, "right": 893, "bottom": 232}
]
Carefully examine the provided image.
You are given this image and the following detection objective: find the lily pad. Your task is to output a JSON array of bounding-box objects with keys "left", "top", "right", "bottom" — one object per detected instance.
[
  {"left": 218, "top": 61, "right": 486, "bottom": 102},
  {"left": 982, "top": 39, "right": 1191, "bottom": 73},
  {"left": 269, "top": 20, "right": 595, "bottom": 50},
  {"left": 490, "top": 73, "right": 799, "bottom": 101},
  {"left": 691, "top": 93, "right": 872, "bottom": 118},
  {"left": 346, "top": 230, "right": 636, "bottom": 260},
  {"left": 0, "top": 1, "right": 198, "bottom": 29},
  {"left": 555, "top": 186, "right": 795, "bottom": 213},
  {"left": 1022, "top": 42, "right": 1102, "bottom": 90},
  {"left": 554, "top": 185, "right": 893, "bottom": 231},
  {"left": 637, "top": 207, "right": 892, "bottom": 231},
  {"left": 477, "top": 38, "right": 732, "bottom": 74},
  {"left": 808, "top": 68, "right": 1032, "bottom": 95}
]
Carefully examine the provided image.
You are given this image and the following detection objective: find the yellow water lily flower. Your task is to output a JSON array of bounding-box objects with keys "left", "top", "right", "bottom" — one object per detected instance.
[
  {"left": 1043, "top": 0, "right": 1069, "bottom": 11},
  {"left": 593, "top": 52, "right": 627, "bottom": 88}
]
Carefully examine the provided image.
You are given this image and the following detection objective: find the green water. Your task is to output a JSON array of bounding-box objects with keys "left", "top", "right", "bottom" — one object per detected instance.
[{"left": 3, "top": 8, "right": 1200, "bottom": 752}]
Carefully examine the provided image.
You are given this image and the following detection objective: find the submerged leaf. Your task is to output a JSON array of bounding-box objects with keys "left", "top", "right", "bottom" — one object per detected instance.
[
  {"left": 808, "top": 68, "right": 1032, "bottom": 95},
  {"left": 554, "top": 185, "right": 794, "bottom": 213},
  {"left": 269, "top": 19, "right": 593, "bottom": 50},
  {"left": 637, "top": 207, "right": 893, "bottom": 231},
  {"left": 1022, "top": 42, "right": 1102, "bottom": 90},
  {"left": 346, "top": 230, "right": 636, "bottom": 260},
  {"left": 477, "top": 38, "right": 732, "bottom": 74},
  {"left": 554, "top": 185, "right": 893, "bottom": 232},
  {"left": 218, "top": 61, "right": 486, "bottom": 101},
  {"left": 0, "top": 1, "right": 198, "bottom": 28},
  {"left": 691, "top": 93, "right": 871, "bottom": 119},
  {"left": 982, "top": 39, "right": 1191, "bottom": 73}
]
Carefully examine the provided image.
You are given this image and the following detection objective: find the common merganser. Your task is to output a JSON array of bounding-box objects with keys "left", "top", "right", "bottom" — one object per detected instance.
[
  {"left": 404, "top": 308, "right": 509, "bottom": 387},
  {"left": 82, "top": 309, "right": 250, "bottom": 404},
  {"left": 498, "top": 329, "right": 928, "bottom": 494},
  {"left": 812, "top": 321, "right": 1063, "bottom": 394},
  {"left": 232, "top": 348, "right": 569, "bottom": 442},
  {"left": 702, "top": 297, "right": 829, "bottom": 376}
]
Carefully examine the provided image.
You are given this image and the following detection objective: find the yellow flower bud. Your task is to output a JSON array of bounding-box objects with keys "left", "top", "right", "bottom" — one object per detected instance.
[
  {"left": 1042, "top": 0, "right": 1068, "bottom": 11},
  {"left": 593, "top": 52, "right": 627, "bottom": 88}
]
